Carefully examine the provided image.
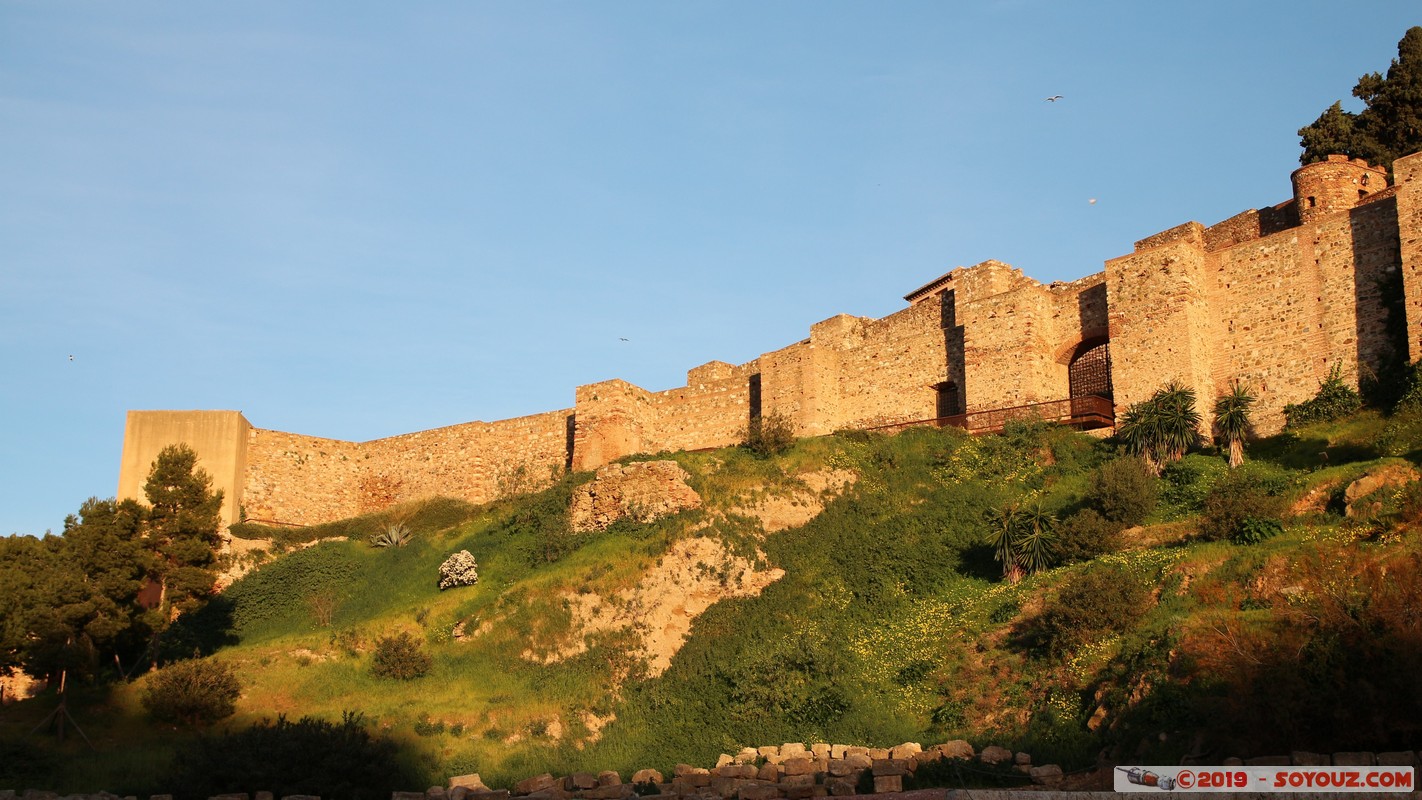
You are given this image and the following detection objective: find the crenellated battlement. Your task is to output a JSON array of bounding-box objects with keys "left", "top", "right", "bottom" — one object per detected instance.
[
  {"left": 119, "top": 151, "right": 1422, "bottom": 529},
  {"left": 1125, "top": 155, "right": 1392, "bottom": 257}
]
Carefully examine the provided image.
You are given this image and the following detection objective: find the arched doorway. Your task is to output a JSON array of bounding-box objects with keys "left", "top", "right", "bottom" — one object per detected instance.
[{"left": 1068, "top": 338, "right": 1113, "bottom": 401}]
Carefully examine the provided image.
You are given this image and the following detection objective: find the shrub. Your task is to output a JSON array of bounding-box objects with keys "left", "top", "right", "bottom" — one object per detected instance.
[
  {"left": 1015, "top": 563, "right": 1150, "bottom": 657},
  {"left": 1182, "top": 548, "right": 1422, "bottom": 754},
  {"left": 0, "top": 739, "right": 56, "bottom": 788},
  {"left": 1377, "top": 413, "right": 1422, "bottom": 457},
  {"left": 1090, "top": 457, "right": 1158, "bottom": 526},
  {"left": 1054, "top": 508, "right": 1123, "bottom": 563},
  {"left": 1391, "top": 360, "right": 1422, "bottom": 415},
  {"left": 370, "top": 632, "right": 431, "bottom": 680},
  {"left": 1198, "top": 462, "right": 1293, "bottom": 542},
  {"left": 1399, "top": 480, "right": 1422, "bottom": 528},
  {"left": 988, "top": 597, "right": 1022, "bottom": 624},
  {"left": 218, "top": 543, "right": 358, "bottom": 639},
  {"left": 330, "top": 628, "right": 363, "bottom": 657},
  {"left": 437, "top": 550, "right": 480, "bottom": 591},
  {"left": 1159, "top": 454, "right": 1228, "bottom": 517},
  {"left": 495, "top": 462, "right": 539, "bottom": 499},
  {"left": 142, "top": 658, "right": 241, "bottom": 727},
  {"left": 308, "top": 589, "right": 340, "bottom": 627},
  {"left": 929, "top": 698, "right": 968, "bottom": 729},
  {"left": 907, "top": 746, "right": 1029, "bottom": 788},
  {"left": 1231, "top": 516, "right": 1284, "bottom": 545},
  {"left": 1284, "top": 364, "right": 1363, "bottom": 428},
  {"left": 504, "top": 475, "right": 580, "bottom": 565},
  {"left": 741, "top": 412, "right": 796, "bottom": 457},
  {"left": 169, "top": 711, "right": 412, "bottom": 800}
]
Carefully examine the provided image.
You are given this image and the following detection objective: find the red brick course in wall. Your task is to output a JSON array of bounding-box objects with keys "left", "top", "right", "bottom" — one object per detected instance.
[{"left": 120, "top": 151, "right": 1422, "bottom": 527}]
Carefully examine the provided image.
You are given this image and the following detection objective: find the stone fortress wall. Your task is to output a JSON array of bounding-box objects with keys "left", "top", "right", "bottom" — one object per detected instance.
[{"left": 119, "top": 152, "right": 1422, "bottom": 528}]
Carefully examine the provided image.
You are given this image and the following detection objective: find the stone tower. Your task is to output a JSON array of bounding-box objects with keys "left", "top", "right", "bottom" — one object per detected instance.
[{"left": 1292, "top": 154, "right": 1388, "bottom": 224}]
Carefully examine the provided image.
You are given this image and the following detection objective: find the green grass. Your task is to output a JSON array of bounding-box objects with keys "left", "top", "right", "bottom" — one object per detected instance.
[
  {"left": 229, "top": 496, "right": 487, "bottom": 548},
  {"left": 10, "top": 410, "right": 1422, "bottom": 793}
]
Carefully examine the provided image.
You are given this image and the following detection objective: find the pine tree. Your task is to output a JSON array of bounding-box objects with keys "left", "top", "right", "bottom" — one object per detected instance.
[
  {"left": 62, "top": 498, "right": 152, "bottom": 652},
  {"left": 143, "top": 445, "right": 224, "bottom": 622},
  {"left": 1298, "top": 102, "right": 1361, "bottom": 163},
  {"left": 1353, "top": 27, "right": 1422, "bottom": 165},
  {"left": 1299, "top": 27, "right": 1422, "bottom": 168},
  {"left": 0, "top": 534, "right": 54, "bottom": 675},
  {"left": 0, "top": 533, "right": 109, "bottom": 683},
  {"left": 1, "top": 453, "right": 222, "bottom": 683}
]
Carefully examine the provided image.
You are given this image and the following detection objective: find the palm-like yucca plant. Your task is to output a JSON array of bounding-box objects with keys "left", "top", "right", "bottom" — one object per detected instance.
[
  {"left": 1152, "top": 382, "right": 1201, "bottom": 463},
  {"left": 984, "top": 503, "right": 1058, "bottom": 583},
  {"left": 1117, "top": 381, "right": 1202, "bottom": 473},
  {"left": 986, "top": 506, "right": 1024, "bottom": 584},
  {"left": 1115, "top": 403, "right": 1152, "bottom": 468},
  {"left": 1213, "top": 381, "right": 1256, "bottom": 468},
  {"left": 369, "top": 521, "right": 413, "bottom": 548},
  {"left": 1014, "top": 503, "right": 1059, "bottom": 576}
]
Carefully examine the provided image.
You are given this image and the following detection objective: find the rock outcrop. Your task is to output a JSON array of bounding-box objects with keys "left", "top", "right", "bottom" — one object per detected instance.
[
  {"left": 1342, "top": 463, "right": 1419, "bottom": 517},
  {"left": 562, "top": 536, "right": 784, "bottom": 676},
  {"left": 570, "top": 461, "right": 702, "bottom": 533}
]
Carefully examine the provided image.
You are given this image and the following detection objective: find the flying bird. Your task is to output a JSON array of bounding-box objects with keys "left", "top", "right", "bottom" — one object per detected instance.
[
  {"left": 619, "top": 337, "right": 629, "bottom": 342},
  {"left": 1046, "top": 95, "right": 1063, "bottom": 102}
]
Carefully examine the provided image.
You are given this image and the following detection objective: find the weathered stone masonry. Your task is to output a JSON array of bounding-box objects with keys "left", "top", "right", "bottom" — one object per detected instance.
[{"left": 119, "top": 152, "right": 1422, "bottom": 527}]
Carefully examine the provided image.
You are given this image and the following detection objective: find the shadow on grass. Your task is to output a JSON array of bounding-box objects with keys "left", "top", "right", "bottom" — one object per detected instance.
[
  {"left": 167, "top": 711, "right": 421, "bottom": 800},
  {"left": 159, "top": 594, "right": 239, "bottom": 660},
  {"left": 955, "top": 544, "right": 1005, "bottom": 582},
  {"left": 1250, "top": 429, "right": 1388, "bottom": 472},
  {"left": 11, "top": 691, "right": 425, "bottom": 800}
]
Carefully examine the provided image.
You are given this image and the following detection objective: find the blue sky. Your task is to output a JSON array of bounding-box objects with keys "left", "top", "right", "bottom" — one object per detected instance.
[{"left": 3, "top": 1, "right": 1419, "bottom": 536}]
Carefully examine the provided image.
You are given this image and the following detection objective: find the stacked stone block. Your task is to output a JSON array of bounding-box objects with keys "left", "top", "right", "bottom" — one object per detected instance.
[
  {"left": 448, "top": 740, "right": 1060, "bottom": 800},
  {"left": 12, "top": 747, "right": 1422, "bottom": 799}
]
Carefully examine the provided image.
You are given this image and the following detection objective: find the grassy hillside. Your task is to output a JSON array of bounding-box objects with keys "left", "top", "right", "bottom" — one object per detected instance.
[{"left": 6, "top": 410, "right": 1422, "bottom": 796}]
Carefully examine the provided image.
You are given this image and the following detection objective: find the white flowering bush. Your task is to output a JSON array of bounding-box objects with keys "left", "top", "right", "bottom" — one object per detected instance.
[{"left": 437, "top": 550, "right": 479, "bottom": 591}]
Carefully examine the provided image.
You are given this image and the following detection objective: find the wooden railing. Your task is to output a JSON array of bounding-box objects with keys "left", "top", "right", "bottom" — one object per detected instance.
[{"left": 865, "top": 395, "right": 1115, "bottom": 435}]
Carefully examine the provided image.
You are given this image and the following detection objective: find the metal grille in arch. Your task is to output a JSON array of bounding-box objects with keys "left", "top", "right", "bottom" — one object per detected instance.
[{"left": 1069, "top": 340, "right": 1113, "bottom": 401}]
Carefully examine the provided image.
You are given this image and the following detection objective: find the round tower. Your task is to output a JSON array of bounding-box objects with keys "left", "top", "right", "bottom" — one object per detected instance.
[{"left": 1292, "top": 154, "right": 1388, "bottom": 225}]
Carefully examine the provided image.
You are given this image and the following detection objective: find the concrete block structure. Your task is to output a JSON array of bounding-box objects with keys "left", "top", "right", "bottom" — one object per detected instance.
[{"left": 119, "top": 152, "right": 1422, "bottom": 528}]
